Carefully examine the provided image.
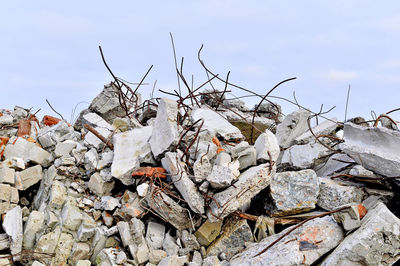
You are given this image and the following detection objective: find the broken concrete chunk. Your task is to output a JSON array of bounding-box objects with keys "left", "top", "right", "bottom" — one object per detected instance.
[
  {"left": 236, "top": 145, "right": 257, "bottom": 170},
  {"left": 145, "top": 186, "right": 192, "bottom": 231},
  {"left": 146, "top": 222, "right": 165, "bottom": 250},
  {"left": 52, "top": 232, "right": 74, "bottom": 265},
  {"left": 349, "top": 164, "right": 376, "bottom": 178},
  {"left": 100, "top": 196, "right": 120, "bottom": 211},
  {"left": 0, "top": 234, "right": 10, "bottom": 251},
  {"left": 23, "top": 210, "right": 44, "bottom": 249},
  {"left": 49, "top": 180, "right": 67, "bottom": 209},
  {"left": 254, "top": 129, "right": 280, "bottom": 163},
  {"left": 77, "top": 217, "right": 96, "bottom": 241},
  {"left": 149, "top": 98, "right": 179, "bottom": 158},
  {"left": 117, "top": 221, "right": 133, "bottom": 247},
  {"left": 322, "top": 202, "right": 400, "bottom": 265},
  {"left": 111, "top": 126, "right": 154, "bottom": 185},
  {"left": 149, "top": 249, "right": 167, "bottom": 264},
  {"left": 341, "top": 122, "right": 400, "bottom": 177},
  {"left": 332, "top": 204, "right": 365, "bottom": 231},
  {"left": 2, "top": 206, "right": 23, "bottom": 259},
  {"left": 180, "top": 230, "right": 200, "bottom": 251},
  {"left": 276, "top": 109, "right": 310, "bottom": 148},
  {"left": 115, "top": 191, "right": 145, "bottom": 220},
  {"left": 3, "top": 157, "right": 25, "bottom": 170},
  {"left": 75, "top": 260, "right": 91, "bottom": 266},
  {"left": 89, "top": 82, "right": 130, "bottom": 124},
  {"left": 195, "top": 220, "right": 223, "bottom": 246},
  {"left": 4, "top": 137, "right": 52, "bottom": 166},
  {"left": 269, "top": 169, "right": 320, "bottom": 216},
  {"left": 203, "top": 256, "right": 221, "bottom": 266},
  {"left": 0, "top": 166, "right": 15, "bottom": 185},
  {"left": 35, "top": 226, "right": 61, "bottom": 254},
  {"left": 193, "top": 155, "right": 212, "bottom": 183},
  {"left": 97, "top": 150, "right": 113, "bottom": 170},
  {"left": 18, "top": 165, "right": 43, "bottom": 190},
  {"left": 280, "top": 141, "right": 331, "bottom": 170},
  {"left": 315, "top": 153, "right": 354, "bottom": 176},
  {"left": 207, "top": 217, "right": 253, "bottom": 260},
  {"left": 207, "top": 165, "right": 235, "bottom": 189},
  {"left": 158, "top": 255, "right": 188, "bottom": 266},
  {"left": 294, "top": 118, "right": 338, "bottom": 145},
  {"left": 230, "top": 216, "right": 344, "bottom": 266},
  {"left": 162, "top": 152, "right": 205, "bottom": 214},
  {"left": 88, "top": 172, "right": 114, "bottom": 197},
  {"left": 54, "top": 140, "right": 77, "bottom": 158},
  {"left": 137, "top": 183, "right": 149, "bottom": 197},
  {"left": 69, "top": 242, "right": 91, "bottom": 265},
  {"left": 208, "top": 164, "right": 273, "bottom": 222},
  {"left": 191, "top": 106, "right": 243, "bottom": 140},
  {"left": 61, "top": 199, "right": 83, "bottom": 231},
  {"left": 0, "top": 113, "right": 13, "bottom": 125},
  {"left": 317, "top": 177, "right": 365, "bottom": 211},
  {"left": 84, "top": 148, "right": 98, "bottom": 170}
]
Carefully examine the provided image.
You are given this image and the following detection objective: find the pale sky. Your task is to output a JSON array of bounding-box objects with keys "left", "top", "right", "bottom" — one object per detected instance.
[{"left": 1, "top": 1, "right": 400, "bottom": 122}]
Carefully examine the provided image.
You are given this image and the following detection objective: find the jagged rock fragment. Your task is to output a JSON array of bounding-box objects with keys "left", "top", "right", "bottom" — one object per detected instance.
[
  {"left": 275, "top": 109, "right": 310, "bottom": 148},
  {"left": 208, "top": 164, "right": 273, "bottom": 222},
  {"left": 280, "top": 142, "right": 331, "bottom": 170},
  {"left": 230, "top": 216, "right": 344, "bottom": 266},
  {"left": 111, "top": 126, "right": 154, "bottom": 185},
  {"left": 254, "top": 129, "right": 280, "bottom": 163},
  {"left": 269, "top": 169, "right": 319, "bottom": 216},
  {"left": 322, "top": 202, "right": 400, "bottom": 265},
  {"left": 195, "top": 220, "right": 223, "bottom": 246},
  {"left": 191, "top": 106, "right": 243, "bottom": 140},
  {"left": 4, "top": 137, "right": 52, "bottom": 166},
  {"left": 145, "top": 185, "right": 192, "bottom": 230},
  {"left": 341, "top": 122, "right": 400, "bottom": 177},
  {"left": 2, "top": 206, "right": 23, "bottom": 260},
  {"left": 207, "top": 217, "right": 253, "bottom": 260},
  {"left": 162, "top": 152, "right": 205, "bottom": 214},
  {"left": 317, "top": 177, "right": 365, "bottom": 211},
  {"left": 146, "top": 221, "right": 165, "bottom": 250},
  {"left": 149, "top": 98, "right": 179, "bottom": 158}
]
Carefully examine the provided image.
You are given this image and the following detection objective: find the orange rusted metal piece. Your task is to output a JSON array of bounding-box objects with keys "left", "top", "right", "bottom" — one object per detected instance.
[
  {"left": 357, "top": 204, "right": 367, "bottom": 219},
  {"left": 0, "top": 137, "right": 9, "bottom": 158},
  {"left": 42, "top": 115, "right": 61, "bottom": 126},
  {"left": 212, "top": 136, "right": 224, "bottom": 154},
  {"left": 132, "top": 167, "right": 167, "bottom": 179},
  {"left": 17, "top": 119, "right": 31, "bottom": 137}
]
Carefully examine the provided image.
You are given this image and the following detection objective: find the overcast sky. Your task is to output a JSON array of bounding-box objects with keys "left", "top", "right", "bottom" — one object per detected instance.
[{"left": 1, "top": 1, "right": 399, "bottom": 122}]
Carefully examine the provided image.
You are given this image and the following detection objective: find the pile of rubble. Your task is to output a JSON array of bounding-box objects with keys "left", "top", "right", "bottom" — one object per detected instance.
[{"left": 0, "top": 82, "right": 399, "bottom": 265}]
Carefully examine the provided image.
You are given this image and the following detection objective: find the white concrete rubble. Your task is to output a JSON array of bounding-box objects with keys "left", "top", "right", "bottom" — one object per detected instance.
[
  {"left": 18, "top": 165, "right": 43, "bottom": 190},
  {"left": 4, "top": 137, "right": 52, "bottom": 166},
  {"left": 162, "top": 152, "right": 205, "bottom": 214},
  {"left": 269, "top": 169, "right": 320, "bottom": 216},
  {"left": 208, "top": 164, "right": 274, "bottom": 222},
  {"left": 280, "top": 141, "right": 331, "bottom": 170},
  {"left": 149, "top": 98, "right": 180, "bottom": 158},
  {"left": 207, "top": 165, "right": 235, "bottom": 189},
  {"left": 341, "top": 122, "right": 400, "bottom": 177},
  {"left": 294, "top": 118, "right": 338, "bottom": 145},
  {"left": 322, "top": 202, "right": 400, "bottom": 265},
  {"left": 254, "top": 129, "right": 280, "bottom": 164},
  {"left": 317, "top": 177, "right": 365, "bottom": 211},
  {"left": 145, "top": 186, "right": 192, "bottom": 230},
  {"left": 191, "top": 106, "right": 243, "bottom": 140},
  {"left": 146, "top": 222, "right": 165, "bottom": 250},
  {"left": 230, "top": 216, "right": 344, "bottom": 266},
  {"left": 275, "top": 109, "right": 310, "bottom": 149},
  {"left": 111, "top": 126, "right": 154, "bottom": 185},
  {"left": 3, "top": 206, "right": 23, "bottom": 259}
]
